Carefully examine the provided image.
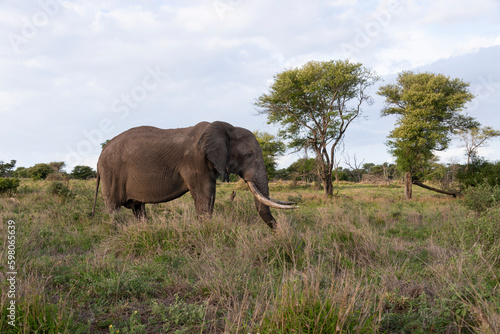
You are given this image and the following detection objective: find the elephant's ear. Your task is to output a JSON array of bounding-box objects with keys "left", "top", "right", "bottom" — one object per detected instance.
[{"left": 198, "top": 122, "right": 232, "bottom": 180}]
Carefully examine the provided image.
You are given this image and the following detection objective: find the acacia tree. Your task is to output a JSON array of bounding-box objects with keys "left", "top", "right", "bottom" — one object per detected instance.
[
  {"left": 458, "top": 126, "right": 500, "bottom": 171},
  {"left": 0, "top": 160, "right": 16, "bottom": 177},
  {"left": 256, "top": 60, "right": 379, "bottom": 196},
  {"left": 378, "top": 71, "right": 476, "bottom": 199}
]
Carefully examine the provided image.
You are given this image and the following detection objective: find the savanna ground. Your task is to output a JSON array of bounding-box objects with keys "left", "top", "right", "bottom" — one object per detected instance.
[{"left": 0, "top": 178, "right": 499, "bottom": 333}]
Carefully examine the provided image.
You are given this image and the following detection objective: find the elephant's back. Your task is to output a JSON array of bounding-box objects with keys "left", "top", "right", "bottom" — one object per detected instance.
[
  {"left": 97, "top": 123, "right": 209, "bottom": 168},
  {"left": 105, "top": 123, "right": 209, "bottom": 147}
]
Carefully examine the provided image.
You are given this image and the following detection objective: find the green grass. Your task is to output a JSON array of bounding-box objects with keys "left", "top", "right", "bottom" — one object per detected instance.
[{"left": 0, "top": 179, "right": 499, "bottom": 333}]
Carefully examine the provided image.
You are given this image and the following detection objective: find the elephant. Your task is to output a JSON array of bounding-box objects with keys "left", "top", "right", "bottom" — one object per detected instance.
[{"left": 91, "top": 121, "right": 296, "bottom": 228}]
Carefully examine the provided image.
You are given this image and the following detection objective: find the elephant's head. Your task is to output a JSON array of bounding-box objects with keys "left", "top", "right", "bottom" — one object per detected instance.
[{"left": 198, "top": 121, "right": 296, "bottom": 228}]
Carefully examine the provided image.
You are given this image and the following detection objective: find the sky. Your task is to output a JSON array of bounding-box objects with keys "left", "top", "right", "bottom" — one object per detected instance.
[{"left": 1, "top": 0, "right": 500, "bottom": 172}]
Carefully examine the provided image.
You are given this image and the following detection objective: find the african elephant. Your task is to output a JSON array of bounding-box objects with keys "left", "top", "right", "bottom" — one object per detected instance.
[{"left": 91, "top": 121, "right": 296, "bottom": 228}]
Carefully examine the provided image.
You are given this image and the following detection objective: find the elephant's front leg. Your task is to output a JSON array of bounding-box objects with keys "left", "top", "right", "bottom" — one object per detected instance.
[
  {"left": 132, "top": 203, "right": 147, "bottom": 220},
  {"left": 188, "top": 178, "right": 217, "bottom": 221}
]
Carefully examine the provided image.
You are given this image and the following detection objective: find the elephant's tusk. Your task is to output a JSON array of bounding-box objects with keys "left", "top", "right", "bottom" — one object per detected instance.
[
  {"left": 270, "top": 198, "right": 297, "bottom": 205},
  {"left": 247, "top": 181, "right": 298, "bottom": 210}
]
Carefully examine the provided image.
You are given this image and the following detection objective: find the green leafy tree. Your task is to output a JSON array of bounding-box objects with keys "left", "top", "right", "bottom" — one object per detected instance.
[
  {"left": 256, "top": 59, "right": 379, "bottom": 196},
  {"left": 362, "top": 163, "right": 375, "bottom": 174},
  {"left": 0, "top": 160, "right": 16, "bottom": 177},
  {"left": 13, "top": 167, "right": 29, "bottom": 178},
  {"left": 378, "top": 71, "right": 476, "bottom": 199},
  {"left": 71, "top": 165, "right": 97, "bottom": 180},
  {"left": 286, "top": 158, "right": 318, "bottom": 183},
  {"left": 253, "top": 131, "right": 286, "bottom": 180},
  {"left": 28, "top": 163, "right": 53, "bottom": 180},
  {"left": 49, "top": 161, "right": 65, "bottom": 173}
]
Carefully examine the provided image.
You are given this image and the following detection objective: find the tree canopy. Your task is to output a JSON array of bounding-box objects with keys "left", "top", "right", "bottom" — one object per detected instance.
[
  {"left": 0, "top": 160, "right": 16, "bottom": 177},
  {"left": 256, "top": 59, "right": 379, "bottom": 196},
  {"left": 28, "top": 163, "right": 53, "bottom": 180},
  {"left": 378, "top": 71, "right": 476, "bottom": 198},
  {"left": 71, "top": 165, "right": 97, "bottom": 180},
  {"left": 253, "top": 131, "right": 286, "bottom": 179}
]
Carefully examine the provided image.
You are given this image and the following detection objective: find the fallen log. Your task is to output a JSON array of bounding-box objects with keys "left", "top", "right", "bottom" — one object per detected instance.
[{"left": 412, "top": 180, "right": 462, "bottom": 198}]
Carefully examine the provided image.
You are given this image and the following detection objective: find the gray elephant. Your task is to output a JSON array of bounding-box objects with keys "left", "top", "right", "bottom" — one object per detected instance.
[{"left": 91, "top": 121, "right": 296, "bottom": 228}]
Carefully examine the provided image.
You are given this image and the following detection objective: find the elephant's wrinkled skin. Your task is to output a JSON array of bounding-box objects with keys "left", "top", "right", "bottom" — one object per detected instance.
[{"left": 92, "top": 121, "right": 295, "bottom": 228}]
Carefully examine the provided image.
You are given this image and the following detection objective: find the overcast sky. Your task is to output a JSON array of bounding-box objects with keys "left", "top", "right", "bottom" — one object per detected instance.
[{"left": 1, "top": 0, "right": 500, "bottom": 171}]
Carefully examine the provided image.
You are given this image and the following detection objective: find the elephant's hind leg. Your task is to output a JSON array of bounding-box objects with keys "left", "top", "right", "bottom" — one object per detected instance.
[{"left": 132, "top": 203, "right": 147, "bottom": 220}]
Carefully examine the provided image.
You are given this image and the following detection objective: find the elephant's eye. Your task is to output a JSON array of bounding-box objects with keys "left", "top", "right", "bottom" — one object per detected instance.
[{"left": 245, "top": 152, "right": 253, "bottom": 159}]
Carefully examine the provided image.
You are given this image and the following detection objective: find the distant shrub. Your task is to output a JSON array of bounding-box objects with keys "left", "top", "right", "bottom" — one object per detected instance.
[
  {"left": 12, "top": 167, "right": 29, "bottom": 178},
  {"left": 71, "top": 165, "right": 96, "bottom": 180},
  {"left": 462, "top": 183, "right": 500, "bottom": 214},
  {"left": 48, "top": 181, "right": 74, "bottom": 199},
  {"left": 0, "top": 177, "right": 20, "bottom": 193},
  {"left": 28, "top": 163, "right": 52, "bottom": 180},
  {"left": 457, "top": 159, "right": 500, "bottom": 187}
]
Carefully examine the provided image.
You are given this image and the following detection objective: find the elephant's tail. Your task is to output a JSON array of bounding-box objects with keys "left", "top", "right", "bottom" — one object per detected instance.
[{"left": 91, "top": 171, "right": 100, "bottom": 217}]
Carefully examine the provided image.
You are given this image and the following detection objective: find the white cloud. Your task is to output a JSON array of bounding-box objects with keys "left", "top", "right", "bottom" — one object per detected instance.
[
  {"left": 175, "top": 4, "right": 220, "bottom": 32},
  {"left": 416, "top": 0, "right": 497, "bottom": 24},
  {"left": 326, "top": 0, "right": 358, "bottom": 6},
  {"left": 456, "top": 35, "right": 500, "bottom": 55}
]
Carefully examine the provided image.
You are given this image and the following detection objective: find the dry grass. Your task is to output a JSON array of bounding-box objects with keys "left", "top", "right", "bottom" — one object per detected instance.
[{"left": 0, "top": 179, "right": 498, "bottom": 333}]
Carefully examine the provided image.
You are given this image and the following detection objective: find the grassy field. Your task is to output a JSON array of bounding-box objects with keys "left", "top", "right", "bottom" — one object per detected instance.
[{"left": 0, "top": 179, "right": 499, "bottom": 333}]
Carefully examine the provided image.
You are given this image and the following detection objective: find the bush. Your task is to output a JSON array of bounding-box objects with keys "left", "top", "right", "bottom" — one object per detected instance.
[
  {"left": 457, "top": 160, "right": 500, "bottom": 187},
  {"left": 0, "top": 177, "right": 20, "bottom": 193},
  {"left": 12, "top": 167, "right": 29, "bottom": 178},
  {"left": 71, "top": 165, "right": 96, "bottom": 180},
  {"left": 462, "top": 183, "right": 500, "bottom": 214},
  {"left": 28, "top": 163, "right": 53, "bottom": 180},
  {"left": 48, "top": 181, "right": 74, "bottom": 199}
]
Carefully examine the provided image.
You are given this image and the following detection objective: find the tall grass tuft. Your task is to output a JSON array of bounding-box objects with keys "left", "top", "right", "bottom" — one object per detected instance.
[{"left": 259, "top": 267, "right": 379, "bottom": 333}]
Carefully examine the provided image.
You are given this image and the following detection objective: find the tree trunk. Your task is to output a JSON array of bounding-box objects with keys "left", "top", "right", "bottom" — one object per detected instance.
[
  {"left": 323, "top": 172, "right": 333, "bottom": 197},
  {"left": 404, "top": 171, "right": 412, "bottom": 200}
]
